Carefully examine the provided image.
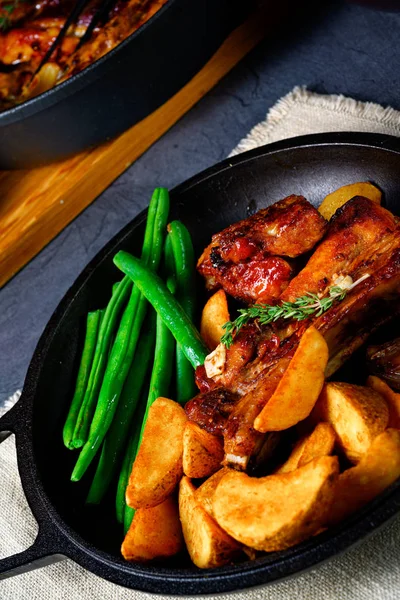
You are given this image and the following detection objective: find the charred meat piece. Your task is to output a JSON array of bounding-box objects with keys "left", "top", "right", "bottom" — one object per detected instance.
[
  {"left": 60, "top": 0, "right": 167, "bottom": 79},
  {"left": 197, "top": 195, "right": 327, "bottom": 304},
  {"left": 0, "top": 0, "right": 64, "bottom": 29},
  {"left": 0, "top": 0, "right": 97, "bottom": 68},
  {"left": 195, "top": 321, "right": 293, "bottom": 401},
  {"left": 281, "top": 196, "right": 397, "bottom": 302},
  {"left": 318, "top": 242, "right": 400, "bottom": 376},
  {"left": 223, "top": 354, "right": 294, "bottom": 469},
  {"left": 196, "top": 321, "right": 282, "bottom": 395},
  {"left": 0, "top": 18, "right": 78, "bottom": 66},
  {"left": 185, "top": 388, "right": 239, "bottom": 437},
  {"left": 200, "top": 256, "right": 293, "bottom": 305},
  {"left": 199, "top": 195, "right": 327, "bottom": 264},
  {"left": 188, "top": 197, "right": 400, "bottom": 470}
]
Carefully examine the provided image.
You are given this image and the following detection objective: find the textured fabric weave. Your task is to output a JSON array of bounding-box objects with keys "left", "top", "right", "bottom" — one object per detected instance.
[
  {"left": 2, "top": 87, "right": 400, "bottom": 599},
  {"left": 230, "top": 85, "right": 400, "bottom": 154}
]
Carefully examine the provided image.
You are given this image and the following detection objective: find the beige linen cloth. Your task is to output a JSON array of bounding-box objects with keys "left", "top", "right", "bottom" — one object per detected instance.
[{"left": 2, "top": 86, "right": 400, "bottom": 599}]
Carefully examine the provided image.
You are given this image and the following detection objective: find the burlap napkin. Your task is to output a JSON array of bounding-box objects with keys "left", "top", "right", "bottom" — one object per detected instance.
[{"left": 2, "top": 86, "right": 400, "bottom": 599}]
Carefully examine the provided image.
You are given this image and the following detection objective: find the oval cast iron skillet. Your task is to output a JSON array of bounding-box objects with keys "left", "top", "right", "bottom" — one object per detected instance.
[{"left": 1, "top": 132, "right": 400, "bottom": 594}]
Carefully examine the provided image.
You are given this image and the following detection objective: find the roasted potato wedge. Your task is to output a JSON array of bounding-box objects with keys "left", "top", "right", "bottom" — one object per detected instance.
[
  {"left": 121, "top": 496, "right": 184, "bottom": 561},
  {"left": 195, "top": 467, "right": 231, "bottom": 517},
  {"left": 298, "top": 422, "right": 336, "bottom": 467},
  {"left": 183, "top": 422, "right": 224, "bottom": 479},
  {"left": 328, "top": 429, "right": 400, "bottom": 525},
  {"left": 274, "top": 437, "right": 306, "bottom": 474},
  {"left": 275, "top": 422, "right": 335, "bottom": 474},
  {"left": 200, "top": 289, "right": 230, "bottom": 350},
  {"left": 213, "top": 456, "right": 338, "bottom": 552},
  {"left": 126, "top": 397, "right": 187, "bottom": 509},
  {"left": 318, "top": 182, "right": 382, "bottom": 220},
  {"left": 367, "top": 375, "right": 400, "bottom": 429},
  {"left": 179, "top": 476, "right": 242, "bottom": 568},
  {"left": 312, "top": 382, "right": 389, "bottom": 463},
  {"left": 254, "top": 326, "right": 328, "bottom": 432}
]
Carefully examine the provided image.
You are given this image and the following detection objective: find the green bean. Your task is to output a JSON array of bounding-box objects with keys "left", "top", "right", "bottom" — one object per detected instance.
[
  {"left": 71, "top": 188, "right": 170, "bottom": 481},
  {"left": 116, "top": 385, "right": 148, "bottom": 524},
  {"left": 138, "top": 280, "right": 176, "bottom": 445},
  {"left": 113, "top": 252, "right": 208, "bottom": 368},
  {"left": 176, "top": 346, "right": 197, "bottom": 404},
  {"left": 86, "top": 312, "right": 156, "bottom": 504},
  {"left": 148, "top": 188, "right": 171, "bottom": 271},
  {"left": 63, "top": 310, "right": 103, "bottom": 449},
  {"left": 168, "top": 221, "right": 197, "bottom": 404},
  {"left": 71, "top": 276, "right": 132, "bottom": 448},
  {"left": 116, "top": 429, "right": 138, "bottom": 524},
  {"left": 168, "top": 221, "right": 196, "bottom": 319},
  {"left": 71, "top": 190, "right": 167, "bottom": 449},
  {"left": 164, "top": 234, "right": 176, "bottom": 284},
  {"left": 142, "top": 312, "right": 175, "bottom": 422}
]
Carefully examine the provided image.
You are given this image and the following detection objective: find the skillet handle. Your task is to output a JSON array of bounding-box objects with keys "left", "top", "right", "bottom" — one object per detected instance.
[
  {"left": 0, "top": 524, "right": 65, "bottom": 580},
  {"left": 0, "top": 397, "right": 66, "bottom": 579},
  {"left": 0, "top": 395, "right": 23, "bottom": 442}
]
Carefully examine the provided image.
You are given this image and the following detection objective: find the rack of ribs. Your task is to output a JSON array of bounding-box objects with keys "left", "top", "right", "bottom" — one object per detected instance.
[{"left": 187, "top": 196, "right": 400, "bottom": 470}]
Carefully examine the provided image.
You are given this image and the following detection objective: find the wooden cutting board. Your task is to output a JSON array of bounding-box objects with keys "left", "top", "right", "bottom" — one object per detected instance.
[{"left": 0, "top": 9, "right": 269, "bottom": 288}]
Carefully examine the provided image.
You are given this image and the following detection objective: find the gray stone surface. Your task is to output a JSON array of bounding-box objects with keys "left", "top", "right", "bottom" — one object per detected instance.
[{"left": 1, "top": 1, "right": 400, "bottom": 403}]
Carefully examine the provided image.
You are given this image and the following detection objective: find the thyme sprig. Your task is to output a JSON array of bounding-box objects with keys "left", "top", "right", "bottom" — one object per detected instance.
[{"left": 220, "top": 275, "right": 370, "bottom": 349}]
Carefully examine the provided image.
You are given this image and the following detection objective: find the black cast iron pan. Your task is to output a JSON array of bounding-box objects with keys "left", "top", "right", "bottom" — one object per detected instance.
[
  {"left": 0, "top": 0, "right": 249, "bottom": 169},
  {"left": 1, "top": 132, "right": 400, "bottom": 595}
]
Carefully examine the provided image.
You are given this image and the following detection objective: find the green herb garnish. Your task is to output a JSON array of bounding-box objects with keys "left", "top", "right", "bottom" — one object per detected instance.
[{"left": 221, "top": 286, "right": 349, "bottom": 349}]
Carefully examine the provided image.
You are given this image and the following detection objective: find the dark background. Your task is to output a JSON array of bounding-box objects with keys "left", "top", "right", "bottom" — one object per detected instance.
[{"left": 1, "top": 0, "right": 399, "bottom": 404}]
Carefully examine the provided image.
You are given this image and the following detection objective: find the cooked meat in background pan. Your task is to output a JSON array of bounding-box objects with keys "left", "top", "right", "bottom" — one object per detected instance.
[{"left": 0, "top": 0, "right": 167, "bottom": 109}]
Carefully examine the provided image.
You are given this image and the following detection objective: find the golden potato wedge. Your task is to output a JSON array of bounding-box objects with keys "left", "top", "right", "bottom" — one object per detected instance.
[
  {"left": 254, "top": 326, "right": 328, "bottom": 432},
  {"left": 328, "top": 429, "right": 400, "bottom": 525},
  {"left": 367, "top": 375, "right": 400, "bottom": 429},
  {"left": 200, "top": 289, "right": 230, "bottom": 350},
  {"left": 274, "top": 438, "right": 306, "bottom": 474},
  {"left": 275, "top": 422, "right": 335, "bottom": 474},
  {"left": 126, "top": 397, "right": 187, "bottom": 509},
  {"left": 298, "top": 422, "right": 336, "bottom": 467},
  {"left": 318, "top": 182, "right": 382, "bottom": 220},
  {"left": 194, "top": 469, "right": 258, "bottom": 560},
  {"left": 213, "top": 456, "right": 339, "bottom": 552},
  {"left": 183, "top": 422, "right": 224, "bottom": 479},
  {"left": 312, "top": 382, "right": 389, "bottom": 463},
  {"left": 179, "top": 476, "right": 242, "bottom": 568},
  {"left": 195, "top": 467, "right": 231, "bottom": 517},
  {"left": 121, "top": 496, "right": 184, "bottom": 561}
]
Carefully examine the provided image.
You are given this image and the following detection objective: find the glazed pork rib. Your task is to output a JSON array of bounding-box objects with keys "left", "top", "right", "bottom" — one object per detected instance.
[
  {"left": 197, "top": 195, "right": 327, "bottom": 304},
  {"left": 280, "top": 196, "right": 398, "bottom": 304},
  {"left": 187, "top": 197, "right": 400, "bottom": 469}
]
